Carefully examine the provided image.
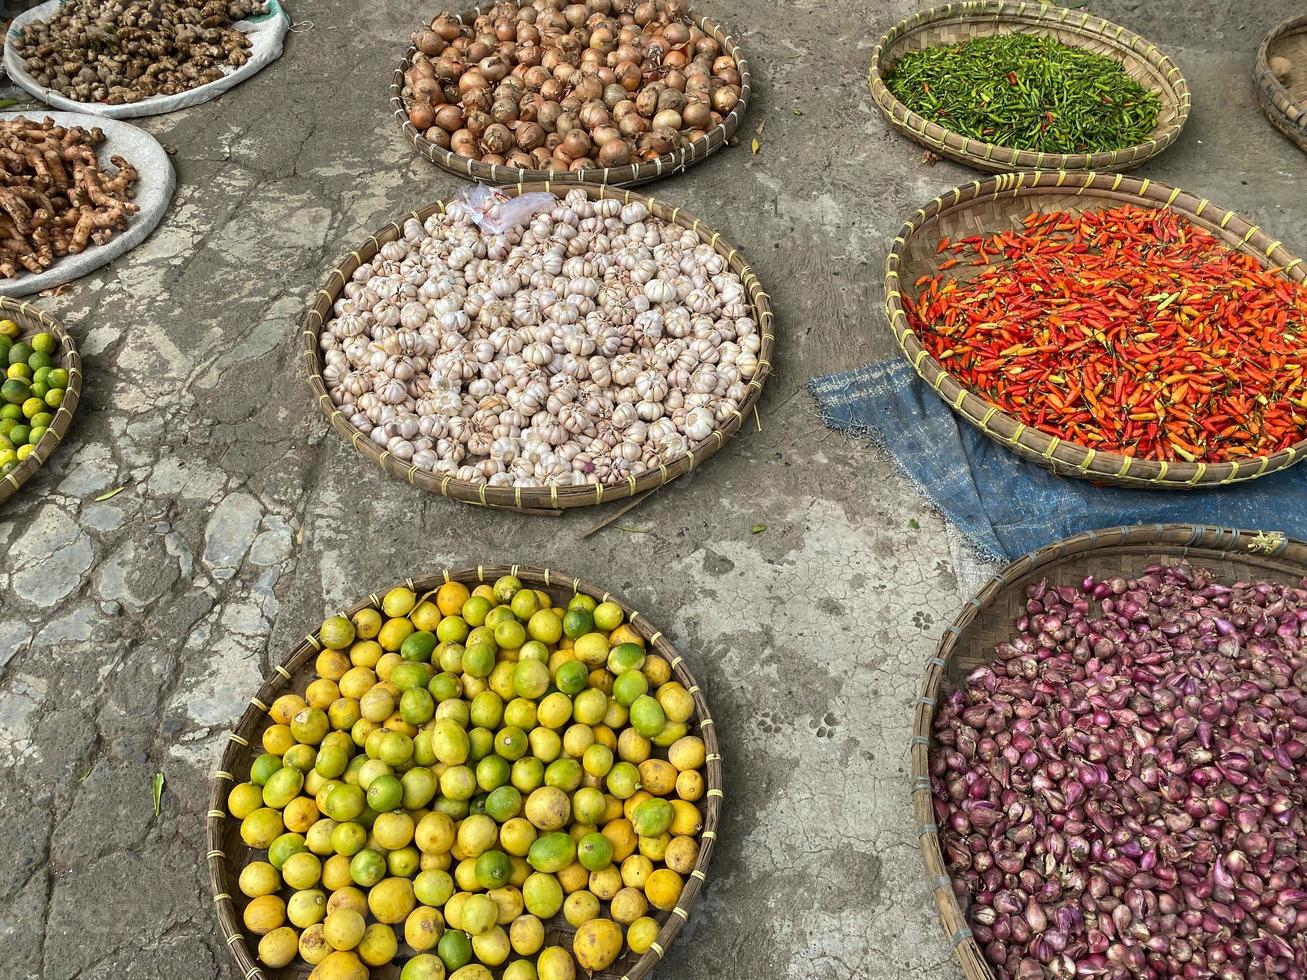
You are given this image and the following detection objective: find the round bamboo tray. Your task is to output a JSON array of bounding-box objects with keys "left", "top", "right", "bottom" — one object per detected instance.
[
  {"left": 303, "top": 181, "right": 774, "bottom": 514},
  {"left": 0, "top": 297, "right": 81, "bottom": 506},
  {"left": 911, "top": 523, "right": 1307, "bottom": 980},
  {"left": 1254, "top": 13, "right": 1307, "bottom": 153},
  {"left": 208, "top": 564, "right": 722, "bottom": 980},
  {"left": 869, "top": 1, "right": 1190, "bottom": 173},
  {"left": 885, "top": 170, "right": 1307, "bottom": 489},
  {"left": 391, "top": 5, "right": 750, "bottom": 188}
]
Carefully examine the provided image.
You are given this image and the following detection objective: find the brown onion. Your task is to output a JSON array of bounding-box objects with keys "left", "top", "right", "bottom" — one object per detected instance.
[
  {"left": 465, "top": 110, "right": 492, "bottom": 139},
  {"left": 450, "top": 129, "right": 477, "bottom": 156},
  {"left": 711, "top": 87, "right": 739, "bottom": 114},
  {"left": 414, "top": 30, "right": 445, "bottom": 57},
  {"left": 578, "top": 100, "right": 609, "bottom": 129},
  {"left": 432, "top": 15, "right": 462, "bottom": 42},
  {"left": 529, "top": 146, "right": 553, "bottom": 168},
  {"left": 568, "top": 156, "right": 595, "bottom": 171},
  {"left": 596, "top": 138, "right": 631, "bottom": 167},
  {"left": 515, "top": 121, "right": 546, "bottom": 151},
  {"left": 491, "top": 100, "right": 519, "bottom": 125},
  {"left": 617, "top": 112, "right": 647, "bottom": 137},
  {"left": 680, "top": 100, "right": 710, "bottom": 129},
  {"left": 424, "top": 125, "right": 451, "bottom": 150},
  {"left": 652, "top": 108, "right": 681, "bottom": 131},
  {"left": 408, "top": 103, "right": 435, "bottom": 130},
  {"left": 481, "top": 123, "right": 513, "bottom": 155},
  {"left": 634, "top": 86, "right": 660, "bottom": 117},
  {"left": 591, "top": 124, "right": 622, "bottom": 146},
  {"left": 434, "top": 104, "right": 464, "bottom": 132},
  {"left": 560, "top": 128, "right": 592, "bottom": 160}
]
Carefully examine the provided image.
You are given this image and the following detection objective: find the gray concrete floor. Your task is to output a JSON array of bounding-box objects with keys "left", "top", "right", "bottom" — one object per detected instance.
[{"left": 1, "top": 1, "right": 1304, "bottom": 978}]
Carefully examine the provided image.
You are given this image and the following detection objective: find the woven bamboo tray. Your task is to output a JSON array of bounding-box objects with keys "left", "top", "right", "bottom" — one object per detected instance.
[
  {"left": 391, "top": 4, "right": 750, "bottom": 188},
  {"left": 208, "top": 564, "right": 722, "bottom": 980},
  {"left": 869, "top": 1, "right": 1190, "bottom": 173},
  {"left": 911, "top": 523, "right": 1307, "bottom": 980},
  {"left": 303, "top": 181, "right": 774, "bottom": 514},
  {"left": 885, "top": 170, "right": 1307, "bottom": 489},
  {"left": 1254, "top": 13, "right": 1307, "bottom": 153},
  {"left": 0, "top": 297, "right": 81, "bottom": 506}
]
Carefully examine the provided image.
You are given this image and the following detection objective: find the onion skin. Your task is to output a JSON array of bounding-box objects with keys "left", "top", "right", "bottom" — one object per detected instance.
[
  {"left": 932, "top": 563, "right": 1307, "bottom": 980},
  {"left": 405, "top": 0, "right": 743, "bottom": 168}
]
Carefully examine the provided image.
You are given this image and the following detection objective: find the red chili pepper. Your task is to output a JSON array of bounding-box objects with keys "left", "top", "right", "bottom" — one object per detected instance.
[{"left": 906, "top": 204, "right": 1307, "bottom": 462}]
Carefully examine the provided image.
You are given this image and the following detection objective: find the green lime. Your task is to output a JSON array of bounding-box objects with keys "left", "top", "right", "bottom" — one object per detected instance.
[
  {"left": 378, "top": 731, "right": 414, "bottom": 767},
  {"left": 29, "top": 332, "right": 55, "bottom": 356},
  {"left": 513, "top": 659, "right": 550, "bottom": 700},
  {"left": 438, "top": 929, "right": 474, "bottom": 972},
  {"left": 503, "top": 697, "right": 537, "bottom": 731},
  {"left": 391, "top": 661, "right": 433, "bottom": 692},
  {"left": 493, "top": 575, "right": 522, "bottom": 604},
  {"left": 567, "top": 593, "right": 597, "bottom": 613},
  {"left": 510, "top": 588, "right": 541, "bottom": 621},
  {"left": 414, "top": 869, "right": 455, "bottom": 907},
  {"left": 267, "top": 832, "right": 306, "bottom": 868},
  {"left": 468, "top": 727, "right": 494, "bottom": 761},
  {"left": 250, "top": 752, "right": 282, "bottom": 786},
  {"left": 349, "top": 847, "right": 387, "bottom": 887},
  {"left": 606, "top": 762, "right": 641, "bottom": 799},
  {"left": 470, "top": 691, "right": 504, "bottom": 729},
  {"left": 429, "top": 671, "right": 463, "bottom": 702},
  {"left": 402, "top": 767, "right": 437, "bottom": 809},
  {"left": 494, "top": 619, "right": 527, "bottom": 650},
  {"left": 572, "top": 786, "right": 606, "bottom": 825},
  {"left": 1, "top": 378, "right": 30, "bottom": 405},
  {"left": 46, "top": 368, "right": 68, "bottom": 389},
  {"left": 494, "top": 726, "right": 528, "bottom": 761},
  {"left": 553, "top": 660, "right": 588, "bottom": 696},
  {"left": 484, "top": 784, "right": 522, "bottom": 822},
  {"left": 8, "top": 424, "right": 29, "bottom": 446},
  {"left": 593, "top": 601, "right": 623, "bottom": 631},
  {"left": 0, "top": 403, "right": 19, "bottom": 420},
  {"left": 26, "top": 426, "right": 45, "bottom": 446},
  {"left": 44, "top": 387, "right": 63, "bottom": 409},
  {"left": 366, "top": 773, "right": 404, "bottom": 812},
  {"left": 461, "top": 595, "right": 492, "bottom": 627},
  {"left": 632, "top": 797, "right": 673, "bottom": 837},
  {"left": 31, "top": 366, "right": 49, "bottom": 385},
  {"left": 484, "top": 606, "right": 516, "bottom": 630},
  {"left": 25, "top": 350, "right": 51, "bottom": 372},
  {"left": 435, "top": 616, "right": 469, "bottom": 644},
  {"left": 544, "top": 758, "right": 582, "bottom": 793},
  {"left": 331, "top": 820, "right": 367, "bottom": 856},
  {"left": 29, "top": 411, "right": 51, "bottom": 430},
  {"left": 400, "top": 629, "right": 438, "bottom": 662},
  {"left": 7, "top": 342, "right": 31, "bottom": 366},
  {"left": 0, "top": 419, "right": 14, "bottom": 438},
  {"left": 476, "top": 754, "right": 511, "bottom": 793},
  {"left": 474, "top": 849, "right": 513, "bottom": 890},
  {"left": 401, "top": 687, "right": 435, "bottom": 725},
  {"left": 577, "top": 832, "right": 614, "bottom": 871},
  {"left": 511, "top": 757, "right": 545, "bottom": 794},
  {"left": 28, "top": 381, "right": 47, "bottom": 399},
  {"left": 282, "top": 743, "right": 317, "bottom": 773},
  {"left": 562, "top": 607, "right": 594, "bottom": 639},
  {"left": 522, "top": 872, "right": 564, "bottom": 918},
  {"left": 0, "top": 336, "right": 8, "bottom": 360},
  {"left": 629, "top": 695, "right": 667, "bottom": 738},
  {"left": 324, "top": 782, "right": 366, "bottom": 821},
  {"left": 527, "top": 832, "right": 576, "bottom": 874},
  {"left": 612, "top": 670, "right": 648, "bottom": 706},
  {"left": 462, "top": 641, "right": 496, "bottom": 678},
  {"left": 402, "top": 954, "right": 447, "bottom": 980},
  {"left": 607, "top": 642, "right": 645, "bottom": 674},
  {"left": 518, "top": 639, "right": 550, "bottom": 664}
]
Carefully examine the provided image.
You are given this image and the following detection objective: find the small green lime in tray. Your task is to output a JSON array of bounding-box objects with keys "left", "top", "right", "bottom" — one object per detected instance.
[{"left": 0, "top": 322, "right": 69, "bottom": 477}]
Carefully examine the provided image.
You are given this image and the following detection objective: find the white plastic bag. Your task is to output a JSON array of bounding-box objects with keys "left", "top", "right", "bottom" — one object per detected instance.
[{"left": 459, "top": 186, "right": 556, "bottom": 235}]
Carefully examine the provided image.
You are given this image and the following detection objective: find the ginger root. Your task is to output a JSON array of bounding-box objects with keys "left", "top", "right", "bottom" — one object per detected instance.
[
  {"left": 0, "top": 117, "right": 140, "bottom": 278},
  {"left": 15, "top": 0, "right": 267, "bottom": 104}
]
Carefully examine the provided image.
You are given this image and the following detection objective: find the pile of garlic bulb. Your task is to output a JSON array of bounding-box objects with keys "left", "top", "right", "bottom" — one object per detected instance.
[{"left": 319, "top": 189, "right": 761, "bottom": 489}]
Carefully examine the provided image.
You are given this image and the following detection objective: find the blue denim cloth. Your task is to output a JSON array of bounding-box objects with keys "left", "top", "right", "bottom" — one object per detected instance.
[{"left": 808, "top": 359, "right": 1307, "bottom": 560}]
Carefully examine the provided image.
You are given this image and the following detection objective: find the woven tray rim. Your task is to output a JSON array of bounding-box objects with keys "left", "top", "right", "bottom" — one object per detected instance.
[
  {"left": 207, "top": 563, "right": 722, "bottom": 980},
  {"left": 390, "top": 4, "right": 750, "bottom": 188},
  {"left": 868, "top": 0, "right": 1191, "bottom": 174},
  {"left": 909, "top": 522, "right": 1307, "bottom": 980},
  {"left": 884, "top": 169, "right": 1307, "bottom": 489},
  {"left": 0, "top": 297, "right": 81, "bottom": 506},
  {"left": 302, "top": 180, "right": 774, "bottom": 513},
  {"left": 1253, "top": 12, "right": 1307, "bottom": 152}
]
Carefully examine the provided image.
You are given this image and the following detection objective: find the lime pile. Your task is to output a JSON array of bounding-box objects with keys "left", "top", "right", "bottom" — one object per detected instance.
[
  {"left": 226, "top": 575, "right": 711, "bottom": 980},
  {"left": 0, "top": 321, "right": 68, "bottom": 478}
]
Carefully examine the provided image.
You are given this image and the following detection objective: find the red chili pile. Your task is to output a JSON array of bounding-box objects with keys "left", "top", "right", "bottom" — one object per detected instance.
[
  {"left": 932, "top": 564, "right": 1307, "bottom": 980},
  {"left": 908, "top": 205, "right": 1307, "bottom": 464}
]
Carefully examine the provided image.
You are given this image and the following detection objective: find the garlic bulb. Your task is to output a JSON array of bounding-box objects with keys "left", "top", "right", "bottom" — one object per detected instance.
[{"left": 321, "top": 189, "right": 756, "bottom": 488}]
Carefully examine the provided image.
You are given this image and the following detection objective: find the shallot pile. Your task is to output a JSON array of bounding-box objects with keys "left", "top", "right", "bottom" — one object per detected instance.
[
  {"left": 0, "top": 117, "right": 139, "bottom": 278},
  {"left": 403, "top": 0, "right": 744, "bottom": 172},
  {"left": 932, "top": 563, "right": 1307, "bottom": 980},
  {"left": 15, "top": 0, "right": 266, "bottom": 105},
  {"left": 319, "top": 189, "right": 760, "bottom": 488}
]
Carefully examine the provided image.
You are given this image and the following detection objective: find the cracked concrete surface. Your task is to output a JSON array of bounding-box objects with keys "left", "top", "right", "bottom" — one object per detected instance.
[{"left": 1, "top": 1, "right": 1304, "bottom": 978}]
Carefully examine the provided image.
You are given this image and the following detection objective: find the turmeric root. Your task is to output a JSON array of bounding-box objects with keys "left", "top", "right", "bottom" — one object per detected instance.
[{"left": 0, "top": 116, "right": 140, "bottom": 278}]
